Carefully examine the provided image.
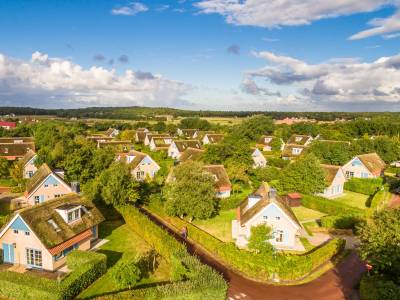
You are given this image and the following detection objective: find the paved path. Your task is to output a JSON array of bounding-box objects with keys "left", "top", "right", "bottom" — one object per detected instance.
[
  {"left": 389, "top": 193, "right": 400, "bottom": 209},
  {"left": 141, "top": 208, "right": 366, "bottom": 300}
]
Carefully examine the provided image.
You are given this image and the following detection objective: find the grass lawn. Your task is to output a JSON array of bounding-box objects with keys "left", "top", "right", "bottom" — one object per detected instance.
[
  {"left": 192, "top": 209, "right": 236, "bottom": 242},
  {"left": 0, "top": 178, "right": 14, "bottom": 187},
  {"left": 292, "top": 206, "right": 326, "bottom": 222},
  {"left": 334, "top": 191, "right": 370, "bottom": 210},
  {"left": 77, "top": 220, "right": 170, "bottom": 299}
]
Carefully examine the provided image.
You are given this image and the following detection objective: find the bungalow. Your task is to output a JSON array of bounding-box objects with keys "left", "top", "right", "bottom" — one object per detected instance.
[
  {"left": 177, "top": 128, "right": 198, "bottom": 138},
  {"left": 20, "top": 150, "right": 38, "bottom": 179},
  {"left": 105, "top": 128, "right": 120, "bottom": 138},
  {"left": 193, "top": 130, "right": 215, "bottom": 140},
  {"left": 144, "top": 134, "right": 170, "bottom": 146},
  {"left": 0, "top": 194, "right": 103, "bottom": 271},
  {"left": 202, "top": 134, "right": 224, "bottom": 145},
  {"left": 135, "top": 129, "right": 149, "bottom": 144},
  {"left": 342, "top": 153, "right": 386, "bottom": 179},
  {"left": 0, "top": 121, "right": 16, "bottom": 130},
  {"left": 203, "top": 165, "right": 232, "bottom": 198},
  {"left": 282, "top": 144, "right": 306, "bottom": 160},
  {"left": 286, "top": 135, "right": 313, "bottom": 146},
  {"left": 256, "top": 136, "right": 284, "bottom": 152},
  {"left": 117, "top": 150, "right": 160, "bottom": 181},
  {"left": 179, "top": 147, "right": 205, "bottom": 163},
  {"left": 87, "top": 135, "right": 114, "bottom": 143},
  {"left": 24, "top": 164, "right": 74, "bottom": 206},
  {"left": 97, "top": 140, "right": 134, "bottom": 152},
  {"left": 232, "top": 183, "right": 303, "bottom": 251},
  {"left": 168, "top": 140, "right": 202, "bottom": 159},
  {"left": 149, "top": 136, "right": 174, "bottom": 151},
  {"left": 0, "top": 137, "right": 35, "bottom": 161},
  {"left": 319, "top": 164, "right": 346, "bottom": 198},
  {"left": 251, "top": 148, "right": 267, "bottom": 168}
]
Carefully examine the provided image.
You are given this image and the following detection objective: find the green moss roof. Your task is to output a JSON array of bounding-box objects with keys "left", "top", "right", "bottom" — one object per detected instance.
[
  {"left": 25, "top": 163, "right": 53, "bottom": 194},
  {"left": 19, "top": 194, "right": 104, "bottom": 248}
]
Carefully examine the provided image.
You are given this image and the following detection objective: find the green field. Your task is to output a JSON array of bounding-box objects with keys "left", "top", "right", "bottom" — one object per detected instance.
[
  {"left": 334, "top": 191, "right": 370, "bottom": 210},
  {"left": 192, "top": 209, "right": 236, "bottom": 242},
  {"left": 77, "top": 220, "right": 170, "bottom": 299},
  {"left": 292, "top": 206, "right": 326, "bottom": 222}
]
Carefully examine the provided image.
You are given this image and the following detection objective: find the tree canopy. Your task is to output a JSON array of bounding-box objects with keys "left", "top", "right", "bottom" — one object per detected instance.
[{"left": 247, "top": 224, "right": 274, "bottom": 254}]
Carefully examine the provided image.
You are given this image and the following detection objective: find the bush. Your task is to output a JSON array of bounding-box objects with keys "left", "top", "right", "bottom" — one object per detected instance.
[
  {"left": 320, "top": 214, "right": 362, "bottom": 229},
  {"left": 0, "top": 250, "right": 107, "bottom": 300},
  {"left": 110, "top": 256, "right": 142, "bottom": 289},
  {"left": 301, "top": 194, "right": 364, "bottom": 216},
  {"left": 344, "top": 177, "right": 383, "bottom": 195},
  {"left": 267, "top": 157, "right": 290, "bottom": 168},
  {"left": 360, "top": 275, "right": 400, "bottom": 300}
]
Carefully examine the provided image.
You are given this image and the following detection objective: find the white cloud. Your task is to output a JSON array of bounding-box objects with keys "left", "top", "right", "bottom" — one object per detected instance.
[
  {"left": 243, "top": 51, "right": 400, "bottom": 105},
  {"left": 349, "top": 10, "right": 400, "bottom": 40},
  {"left": 0, "top": 52, "right": 190, "bottom": 108},
  {"left": 195, "top": 0, "right": 391, "bottom": 27},
  {"left": 111, "top": 2, "right": 148, "bottom": 16}
]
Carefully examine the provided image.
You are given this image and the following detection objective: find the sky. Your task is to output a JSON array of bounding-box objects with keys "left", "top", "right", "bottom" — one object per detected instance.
[{"left": 0, "top": 0, "right": 400, "bottom": 111}]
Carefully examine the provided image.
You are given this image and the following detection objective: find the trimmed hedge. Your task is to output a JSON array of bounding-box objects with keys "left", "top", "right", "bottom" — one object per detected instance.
[
  {"left": 151, "top": 208, "right": 345, "bottom": 282},
  {"left": 117, "top": 205, "right": 228, "bottom": 299},
  {"left": 360, "top": 275, "right": 400, "bottom": 300},
  {"left": 344, "top": 177, "right": 383, "bottom": 195},
  {"left": 320, "top": 214, "right": 362, "bottom": 230},
  {"left": 0, "top": 250, "right": 107, "bottom": 300},
  {"left": 301, "top": 194, "right": 364, "bottom": 216}
]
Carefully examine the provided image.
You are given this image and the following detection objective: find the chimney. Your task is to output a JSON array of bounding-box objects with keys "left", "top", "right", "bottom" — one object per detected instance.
[
  {"left": 268, "top": 188, "right": 277, "bottom": 199},
  {"left": 71, "top": 181, "right": 80, "bottom": 194}
]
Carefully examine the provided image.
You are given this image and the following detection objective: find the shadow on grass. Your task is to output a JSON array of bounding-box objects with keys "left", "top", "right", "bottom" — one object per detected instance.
[
  {"left": 78, "top": 280, "right": 173, "bottom": 300},
  {"left": 96, "top": 249, "right": 123, "bottom": 268}
]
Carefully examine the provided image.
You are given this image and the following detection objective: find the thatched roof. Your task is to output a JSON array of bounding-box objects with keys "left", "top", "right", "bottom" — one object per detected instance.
[
  {"left": 19, "top": 194, "right": 104, "bottom": 248},
  {"left": 25, "top": 164, "right": 54, "bottom": 194},
  {"left": 282, "top": 144, "right": 305, "bottom": 157},
  {"left": 179, "top": 147, "right": 205, "bottom": 162},
  {"left": 0, "top": 140, "right": 35, "bottom": 159},
  {"left": 20, "top": 149, "right": 36, "bottom": 167},
  {"left": 204, "top": 134, "right": 224, "bottom": 144},
  {"left": 358, "top": 153, "right": 386, "bottom": 175},
  {"left": 136, "top": 131, "right": 147, "bottom": 142},
  {"left": 174, "top": 140, "right": 202, "bottom": 152},
  {"left": 256, "top": 135, "right": 276, "bottom": 146},
  {"left": 202, "top": 165, "right": 231, "bottom": 190},
  {"left": 152, "top": 137, "right": 172, "bottom": 149},
  {"left": 287, "top": 135, "right": 312, "bottom": 145},
  {"left": 320, "top": 164, "right": 341, "bottom": 185},
  {"left": 0, "top": 137, "right": 34, "bottom": 143},
  {"left": 238, "top": 182, "right": 301, "bottom": 227}
]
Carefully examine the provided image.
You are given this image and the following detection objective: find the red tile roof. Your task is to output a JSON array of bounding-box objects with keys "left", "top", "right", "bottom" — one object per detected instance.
[
  {"left": 48, "top": 229, "right": 92, "bottom": 255},
  {"left": 0, "top": 121, "right": 16, "bottom": 128}
]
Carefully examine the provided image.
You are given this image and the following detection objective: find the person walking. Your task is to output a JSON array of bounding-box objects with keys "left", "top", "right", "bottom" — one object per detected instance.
[{"left": 181, "top": 226, "right": 188, "bottom": 240}]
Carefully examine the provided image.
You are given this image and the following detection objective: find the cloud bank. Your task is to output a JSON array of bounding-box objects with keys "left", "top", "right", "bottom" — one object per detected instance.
[
  {"left": 111, "top": 2, "right": 148, "bottom": 16},
  {"left": 196, "top": 0, "right": 400, "bottom": 39},
  {"left": 243, "top": 51, "right": 400, "bottom": 106},
  {"left": 0, "top": 52, "right": 190, "bottom": 108}
]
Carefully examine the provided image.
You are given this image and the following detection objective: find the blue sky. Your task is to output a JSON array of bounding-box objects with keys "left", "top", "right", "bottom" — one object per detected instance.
[{"left": 0, "top": 0, "right": 399, "bottom": 111}]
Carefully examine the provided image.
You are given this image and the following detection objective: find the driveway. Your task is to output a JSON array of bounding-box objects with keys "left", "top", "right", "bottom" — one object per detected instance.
[{"left": 141, "top": 208, "right": 366, "bottom": 300}]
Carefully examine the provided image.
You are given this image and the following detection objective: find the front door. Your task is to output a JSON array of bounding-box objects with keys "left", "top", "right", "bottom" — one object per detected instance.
[{"left": 2, "top": 243, "right": 14, "bottom": 264}]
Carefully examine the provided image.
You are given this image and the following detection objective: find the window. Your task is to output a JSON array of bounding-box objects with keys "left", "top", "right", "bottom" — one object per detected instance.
[
  {"left": 361, "top": 172, "right": 369, "bottom": 178},
  {"left": 34, "top": 196, "right": 40, "bottom": 204},
  {"left": 13, "top": 229, "right": 18, "bottom": 234},
  {"left": 275, "top": 231, "right": 284, "bottom": 243},
  {"left": 26, "top": 248, "right": 42, "bottom": 268},
  {"left": 54, "top": 194, "right": 61, "bottom": 198},
  {"left": 28, "top": 171, "right": 34, "bottom": 178},
  {"left": 48, "top": 219, "right": 61, "bottom": 232},
  {"left": 345, "top": 171, "right": 354, "bottom": 179},
  {"left": 275, "top": 216, "right": 280, "bottom": 220},
  {"left": 295, "top": 137, "right": 302, "bottom": 142},
  {"left": 53, "top": 183, "right": 58, "bottom": 187},
  {"left": 3, "top": 148, "right": 8, "bottom": 154},
  {"left": 263, "top": 216, "right": 268, "bottom": 220},
  {"left": 25, "top": 231, "right": 30, "bottom": 236},
  {"left": 74, "top": 209, "right": 79, "bottom": 219},
  {"left": 44, "top": 184, "right": 49, "bottom": 188},
  {"left": 67, "top": 209, "right": 80, "bottom": 223}
]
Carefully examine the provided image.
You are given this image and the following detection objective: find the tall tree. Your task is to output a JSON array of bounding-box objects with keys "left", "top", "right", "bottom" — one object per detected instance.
[
  {"left": 0, "top": 158, "right": 9, "bottom": 178},
  {"left": 279, "top": 154, "right": 326, "bottom": 194},
  {"left": 164, "top": 161, "right": 216, "bottom": 220},
  {"left": 248, "top": 224, "right": 274, "bottom": 254}
]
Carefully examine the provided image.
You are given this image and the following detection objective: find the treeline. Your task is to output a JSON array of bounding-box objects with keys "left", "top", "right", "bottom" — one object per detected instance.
[{"left": 1, "top": 106, "right": 399, "bottom": 121}]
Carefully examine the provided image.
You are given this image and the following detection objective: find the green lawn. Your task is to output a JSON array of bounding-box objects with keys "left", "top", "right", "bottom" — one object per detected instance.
[
  {"left": 77, "top": 220, "right": 170, "bottom": 299},
  {"left": 334, "top": 191, "right": 370, "bottom": 210},
  {"left": 192, "top": 209, "right": 236, "bottom": 242},
  {"left": 292, "top": 206, "right": 326, "bottom": 222},
  {"left": 0, "top": 178, "right": 14, "bottom": 187}
]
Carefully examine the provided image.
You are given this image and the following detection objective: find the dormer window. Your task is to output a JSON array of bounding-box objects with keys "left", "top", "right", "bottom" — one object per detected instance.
[
  {"left": 68, "top": 209, "right": 80, "bottom": 222},
  {"left": 14, "top": 140, "right": 23, "bottom": 144},
  {"left": 55, "top": 204, "right": 82, "bottom": 224},
  {"left": 265, "top": 138, "right": 272, "bottom": 143},
  {"left": 292, "top": 148, "right": 302, "bottom": 155},
  {"left": 4, "top": 148, "right": 8, "bottom": 154},
  {"left": 295, "top": 137, "right": 302, "bottom": 142}
]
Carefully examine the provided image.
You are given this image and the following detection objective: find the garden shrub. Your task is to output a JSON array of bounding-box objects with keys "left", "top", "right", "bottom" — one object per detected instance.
[
  {"left": 0, "top": 250, "right": 106, "bottom": 300},
  {"left": 320, "top": 214, "right": 362, "bottom": 230},
  {"left": 267, "top": 157, "right": 290, "bottom": 169},
  {"left": 360, "top": 275, "right": 400, "bottom": 300},
  {"left": 110, "top": 255, "right": 142, "bottom": 289},
  {"left": 344, "top": 177, "right": 383, "bottom": 195},
  {"left": 301, "top": 194, "right": 364, "bottom": 216}
]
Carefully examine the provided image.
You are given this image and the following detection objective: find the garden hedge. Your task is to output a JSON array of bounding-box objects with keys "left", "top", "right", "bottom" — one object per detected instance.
[
  {"left": 344, "top": 177, "right": 383, "bottom": 195},
  {"left": 301, "top": 194, "right": 364, "bottom": 216},
  {"left": 320, "top": 214, "right": 362, "bottom": 230},
  {"left": 117, "top": 205, "right": 228, "bottom": 299},
  {"left": 0, "top": 250, "right": 107, "bottom": 300},
  {"left": 149, "top": 208, "right": 345, "bottom": 282}
]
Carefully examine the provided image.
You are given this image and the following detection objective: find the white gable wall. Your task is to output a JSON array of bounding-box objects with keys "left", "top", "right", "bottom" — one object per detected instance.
[{"left": 342, "top": 157, "right": 374, "bottom": 179}]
